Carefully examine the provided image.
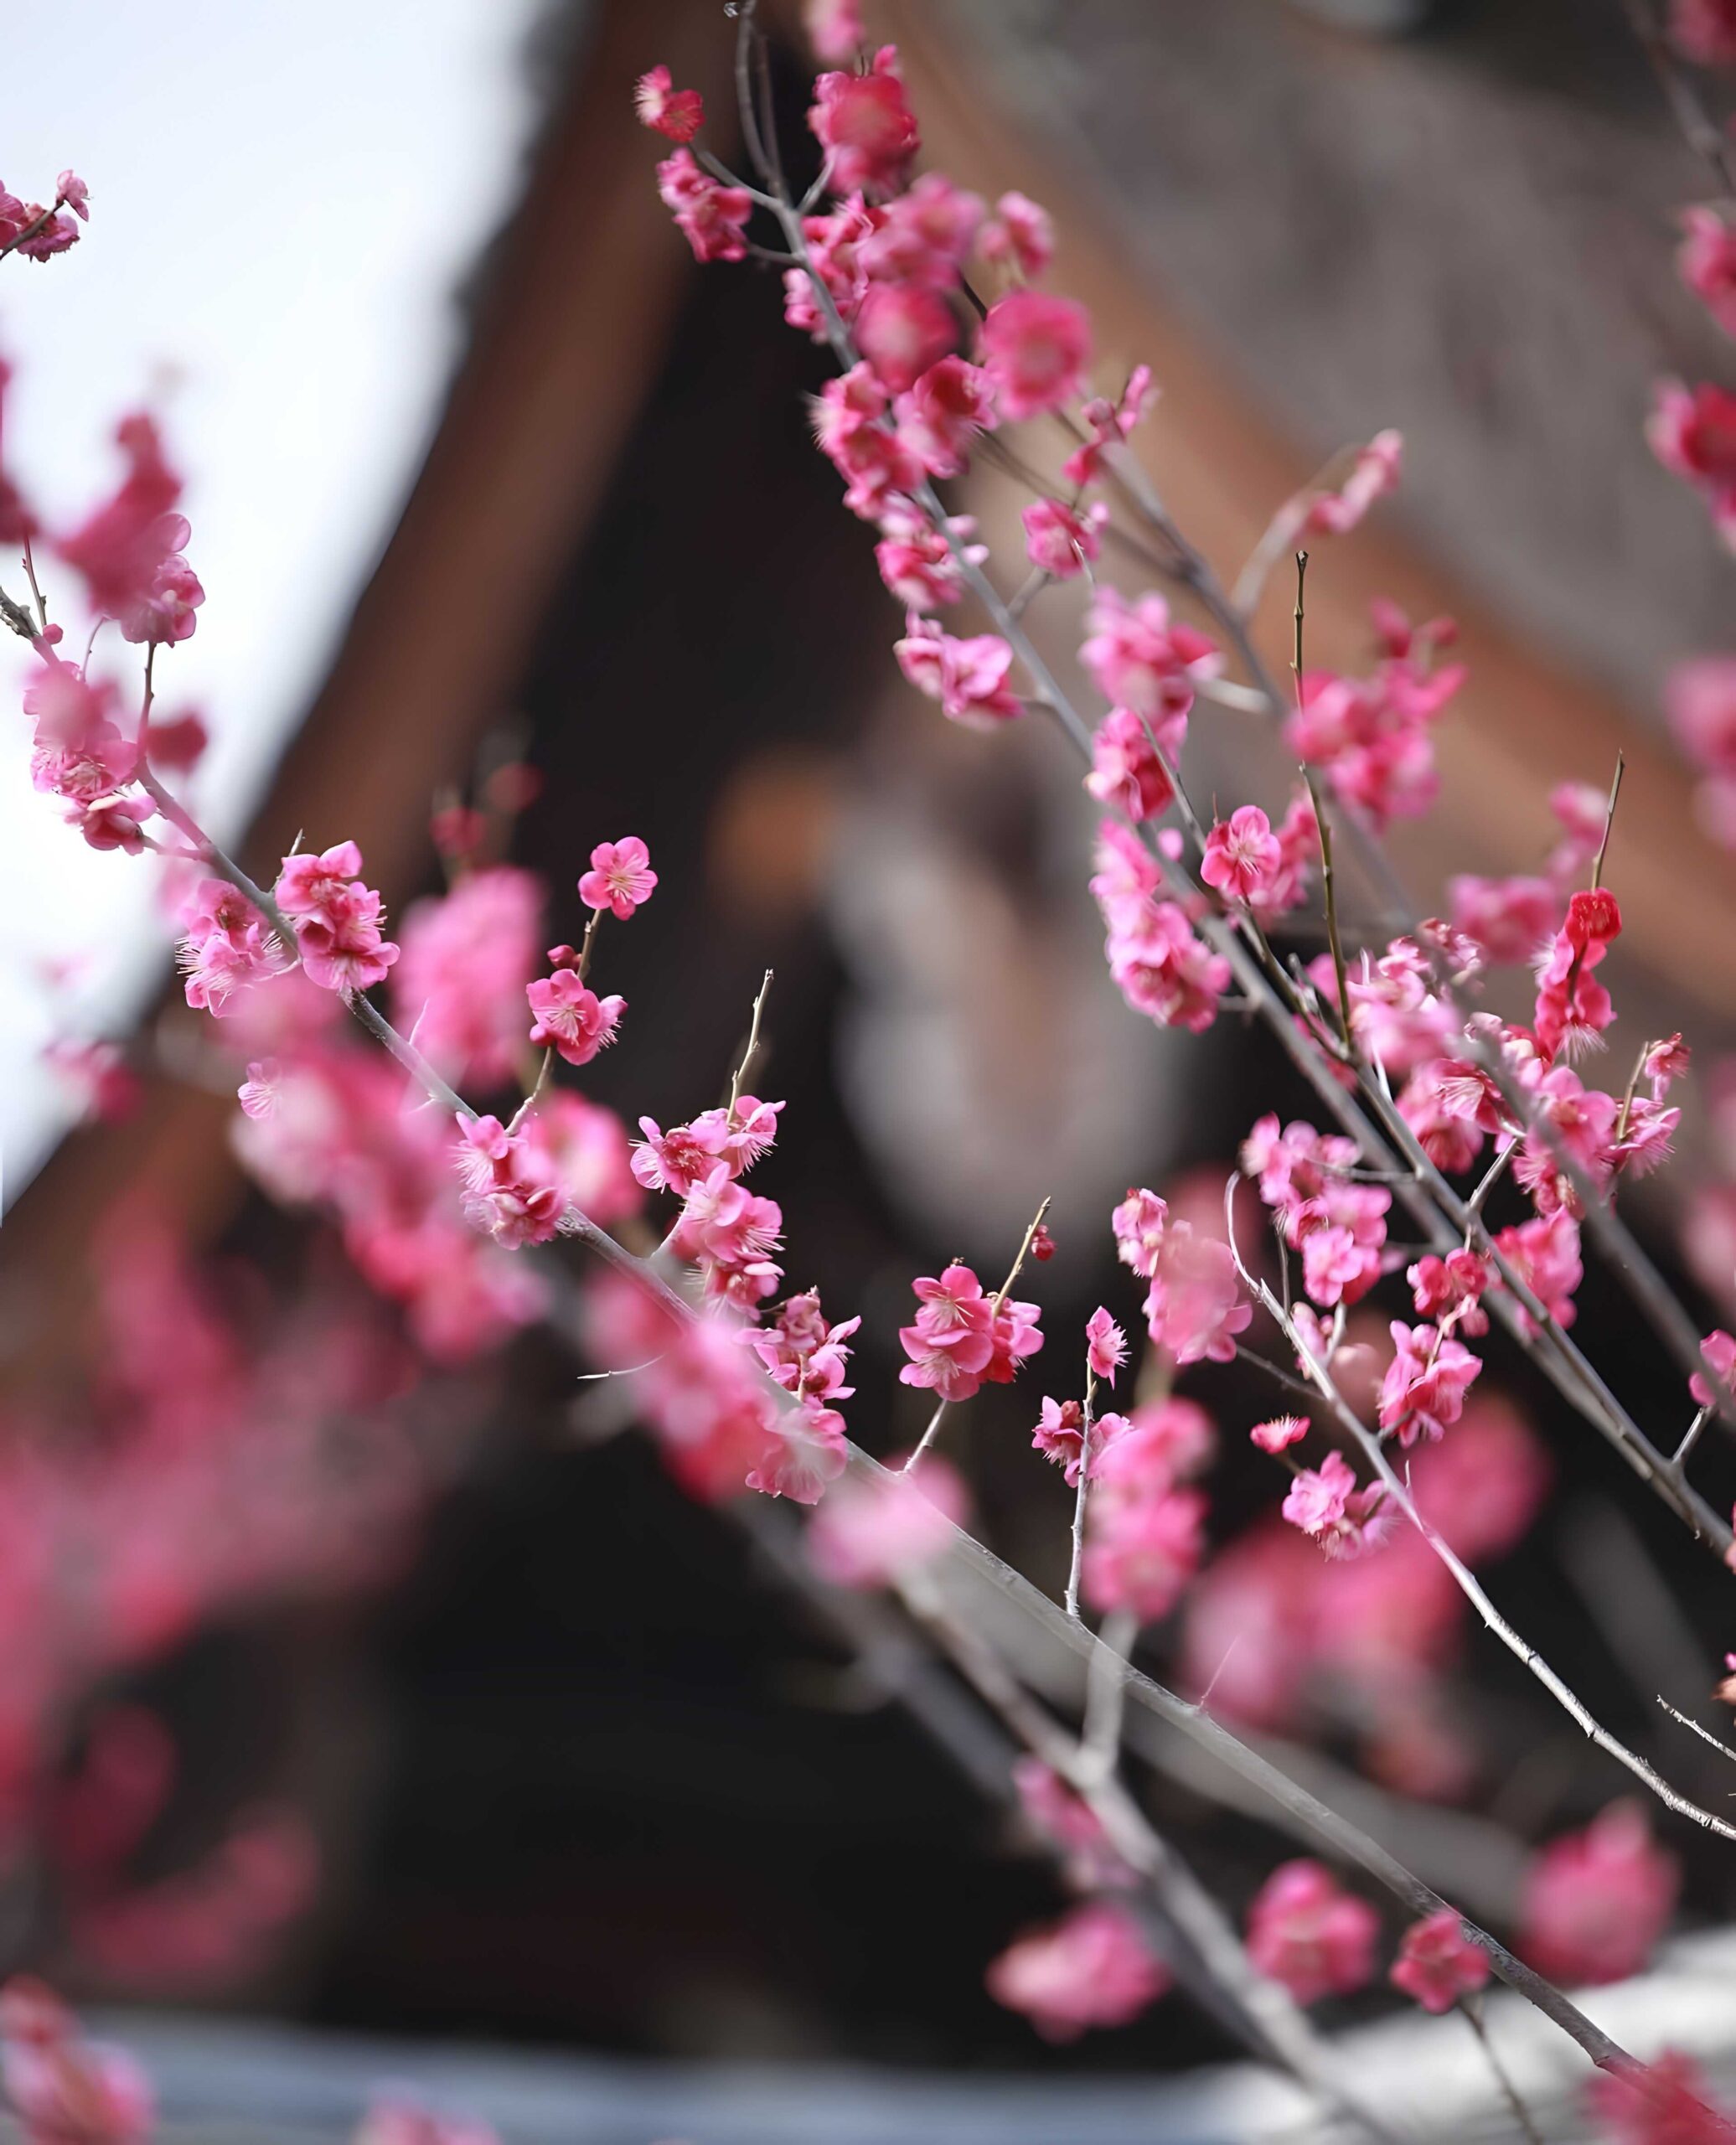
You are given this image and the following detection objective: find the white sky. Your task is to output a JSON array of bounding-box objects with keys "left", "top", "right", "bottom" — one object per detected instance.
[{"left": 0, "top": 0, "right": 548, "bottom": 1207}]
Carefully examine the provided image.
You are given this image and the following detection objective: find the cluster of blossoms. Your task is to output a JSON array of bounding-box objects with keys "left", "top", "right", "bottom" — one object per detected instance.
[
  {"left": 637, "top": 1093, "right": 788, "bottom": 1308},
  {"left": 1288, "top": 605, "right": 1465, "bottom": 829},
  {"left": 1090, "top": 820, "right": 1235, "bottom": 1035},
  {"left": 274, "top": 840, "right": 399, "bottom": 995},
  {"left": 896, "top": 1260, "right": 1042, "bottom": 1402},
  {"left": 1112, "top": 1187, "right": 1249, "bottom": 1366},
  {"left": 1186, "top": 1397, "right": 1550, "bottom": 1795},
  {"left": 8, "top": 410, "right": 205, "bottom": 855},
  {"left": 583, "top": 1266, "right": 850, "bottom": 1506},
  {"left": 1447, "top": 776, "right": 1610, "bottom": 964},
  {"left": 1026, "top": 1302, "right": 1212, "bottom": 1622},
  {"left": 0, "top": 169, "right": 89, "bottom": 262},
  {"left": 1243, "top": 1116, "right": 1392, "bottom": 1312},
  {"left": 1079, "top": 1397, "right": 1213, "bottom": 1623}
]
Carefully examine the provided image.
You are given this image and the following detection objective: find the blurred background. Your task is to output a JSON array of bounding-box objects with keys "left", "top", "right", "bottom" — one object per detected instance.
[{"left": 3, "top": 0, "right": 1736, "bottom": 2130}]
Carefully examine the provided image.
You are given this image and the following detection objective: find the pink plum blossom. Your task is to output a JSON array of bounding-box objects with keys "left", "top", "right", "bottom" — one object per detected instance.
[
  {"left": 0, "top": 1978, "right": 153, "bottom": 2145},
  {"left": 855, "top": 280, "right": 956, "bottom": 393},
  {"left": 978, "top": 290, "right": 1091, "bottom": 420},
  {"left": 656, "top": 149, "right": 752, "bottom": 264},
  {"left": 1679, "top": 206, "right": 1736, "bottom": 337},
  {"left": 1031, "top": 1396, "right": 1088, "bottom": 1484},
  {"left": 746, "top": 1399, "right": 848, "bottom": 1505},
  {"left": 525, "top": 969, "right": 625, "bottom": 1067},
  {"left": 1670, "top": 0, "right": 1736, "bottom": 61},
  {"left": 809, "top": 46, "right": 919, "bottom": 196},
  {"left": 894, "top": 614, "right": 1022, "bottom": 726},
  {"left": 578, "top": 835, "right": 657, "bottom": 919},
  {"left": 454, "top": 1113, "right": 566, "bottom": 1249},
  {"left": 1244, "top": 1860, "right": 1378, "bottom": 2004},
  {"left": 58, "top": 413, "right": 184, "bottom": 619},
  {"left": 1389, "top": 1909, "right": 1490, "bottom": 2013},
  {"left": 1493, "top": 1211, "right": 1584, "bottom": 1335},
  {"left": 1691, "top": 1328, "right": 1736, "bottom": 1408},
  {"left": 1282, "top": 1450, "right": 1390, "bottom": 1559},
  {"left": 803, "top": 0, "right": 865, "bottom": 65},
  {"left": 985, "top": 1903, "right": 1168, "bottom": 2040},
  {"left": 1305, "top": 429, "right": 1403, "bottom": 535},
  {"left": 1378, "top": 1321, "right": 1481, "bottom": 1446},
  {"left": 1085, "top": 1305, "right": 1127, "bottom": 1386},
  {"left": 1082, "top": 1476, "right": 1206, "bottom": 1621},
  {"left": 1062, "top": 365, "right": 1157, "bottom": 488},
  {"left": 1649, "top": 379, "right": 1736, "bottom": 549},
  {"left": 1142, "top": 1223, "right": 1249, "bottom": 1362},
  {"left": 1021, "top": 496, "right": 1106, "bottom": 578},
  {"left": 897, "top": 1262, "right": 1041, "bottom": 1403},
  {"left": 1081, "top": 587, "right": 1219, "bottom": 719},
  {"left": 178, "top": 877, "right": 289, "bottom": 1018},
  {"left": 634, "top": 65, "right": 704, "bottom": 143},
  {"left": 1083, "top": 705, "right": 1185, "bottom": 822},
  {"left": 1111, "top": 1186, "right": 1169, "bottom": 1278},
  {"left": 892, "top": 355, "right": 996, "bottom": 478},
  {"left": 1518, "top": 1801, "right": 1677, "bottom": 1987},
  {"left": 979, "top": 191, "right": 1054, "bottom": 281},
  {"left": 860, "top": 172, "right": 983, "bottom": 288},
  {"left": 806, "top": 1456, "right": 969, "bottom": 1588},
  {"left": 1250, "top": 1414, "right": 1308, "bottom": 1455},
  {"left": 1201, "top": 805, "right": 1281, "bottom": 904},
  {"left": 748, "top": 1290, "right": 861, "bottom": 1405},
  {"left": 392, "top": 866, "right": 543, "bottom": 1087}
]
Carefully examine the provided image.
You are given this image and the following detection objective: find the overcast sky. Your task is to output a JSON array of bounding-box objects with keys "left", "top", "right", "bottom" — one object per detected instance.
[{"left": 0, "top": 0, "right": 547, "bottom": 1205}]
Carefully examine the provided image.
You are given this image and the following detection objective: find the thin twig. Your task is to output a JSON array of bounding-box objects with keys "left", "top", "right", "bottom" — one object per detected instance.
[
  {"left": 1674, "top": 1407, "right": 1712, "bottom": 1471},
  {"left": 1232, "top": 1342, "right": 1321, "bottom": 1408},
  {"left": 902, "top": 1395, "right": 950, "bottom": 1476},
  {"left": 1657, "top": 1695, "right": 1736, "bottom": 1770},
  {"left": 728, "top": 966, "right": 775, "bottom": 1123},
  {"left": 990, "top": 1196, "right": 1053, "bottom": 1316},
  {"left": 1590, "top": 752, "right": 1625, "bottom": 893},
  {"left": 1462, "top": 1997, "right": 1547, "bottom": 2145},
  {"left": 1065, "top": 1370, "right": 1096, "bottom": 1619}
]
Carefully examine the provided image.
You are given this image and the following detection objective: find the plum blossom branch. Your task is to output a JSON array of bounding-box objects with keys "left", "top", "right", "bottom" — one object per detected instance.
[
  {"left": 1460, "top": 1998, "right": 1547, "bottom": 2145},
  {"left": 748, "top": 1503, "right": 1396, "bottom": 2131},
  {"left": 765, "top": 128, "right": 1736, "bottom": 1556},
  {"left": 901, "top": 1578, "right": 1403, "bottom": 2139},
  {"left": 902, "top": 1446, "right": 1646, "bottom": 2080},
  {"left": 139, "top": 762, "right": 477, "bottom": 1123},
  {"left": 1222, "top": 1182, "right": 1736, "bottom": 1844}
]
